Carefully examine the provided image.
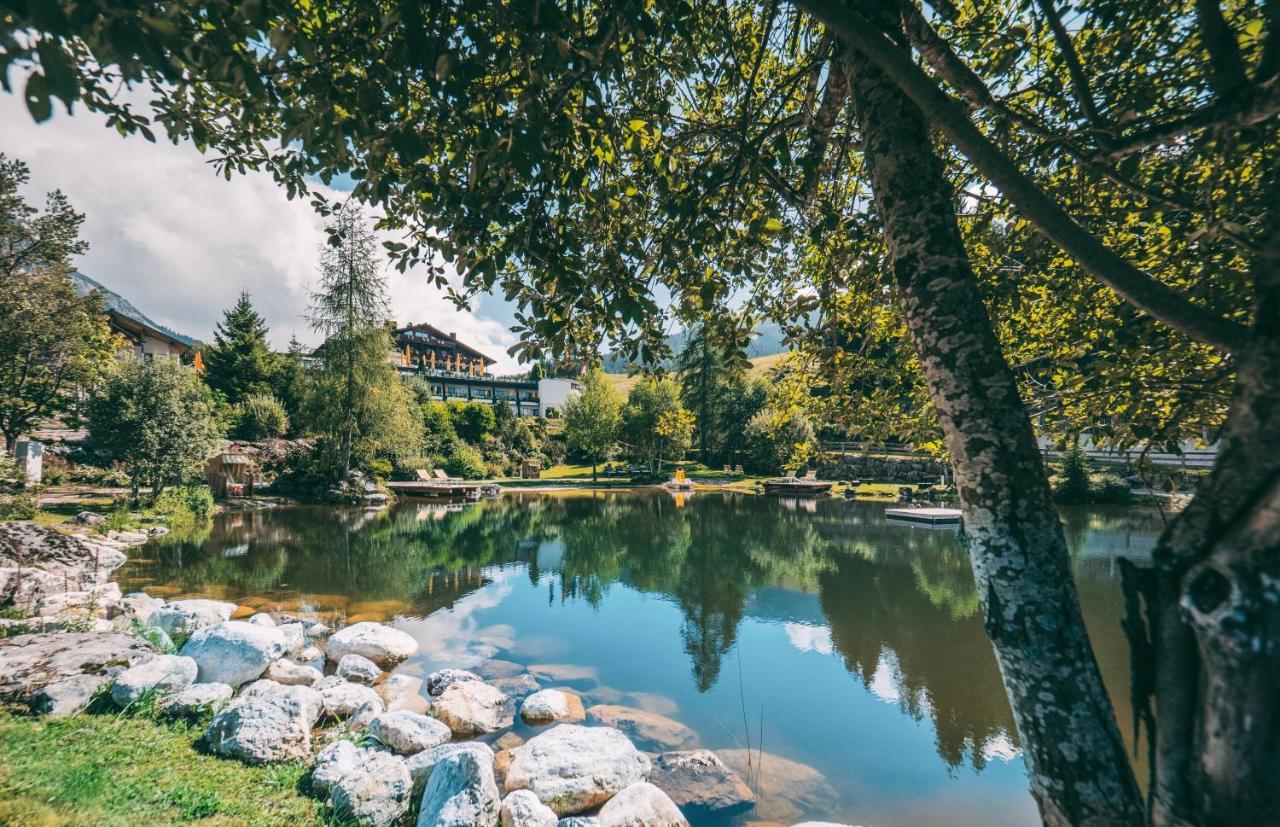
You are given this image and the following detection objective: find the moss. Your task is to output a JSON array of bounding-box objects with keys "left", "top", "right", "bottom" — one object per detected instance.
[{"left": 0, "top": 708, "right": 327, "bottom": 825}]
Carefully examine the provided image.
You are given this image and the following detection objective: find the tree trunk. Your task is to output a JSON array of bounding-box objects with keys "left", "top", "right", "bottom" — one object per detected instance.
[
  {"left": 1144, "top": 185, "right": 1280, "bottom": 826},
  {"left": 841, "top": 8, "right": 1145, "bottom": 824}
]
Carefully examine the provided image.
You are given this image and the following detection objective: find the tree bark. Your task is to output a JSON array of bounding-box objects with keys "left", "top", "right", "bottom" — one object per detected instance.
[
  {"left": 1145, "top": 185, "right": 1280, "bottom": 826},
  {"left": 840, "top": 8, "right": 1146, "bottom": 824}
]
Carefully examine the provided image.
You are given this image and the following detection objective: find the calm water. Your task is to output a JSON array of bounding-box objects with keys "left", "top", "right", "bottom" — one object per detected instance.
[{"left": 120, "top": 491, "right": 1163, "bottom": 826}]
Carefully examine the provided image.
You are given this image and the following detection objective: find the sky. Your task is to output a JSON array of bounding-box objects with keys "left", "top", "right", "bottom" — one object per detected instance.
[{"left": 1, "top": 90, "right": 525, "bottom": 373}]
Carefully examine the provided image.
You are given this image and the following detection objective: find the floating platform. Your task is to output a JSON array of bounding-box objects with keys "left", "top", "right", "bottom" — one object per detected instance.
[{"left": 884, "top": 507, "right": 963, "bottom": 525}]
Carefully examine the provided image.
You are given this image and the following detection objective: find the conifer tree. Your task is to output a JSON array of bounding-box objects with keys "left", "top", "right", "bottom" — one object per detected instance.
[{"left": 203, "top": 291, "right": 279, "bottom": 405}]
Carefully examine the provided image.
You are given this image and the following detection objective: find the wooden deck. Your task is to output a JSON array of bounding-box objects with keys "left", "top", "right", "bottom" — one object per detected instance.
[
  {"left": 884, "top": 507, "right": 963, "bottom": 525},
  {"left": 386, "top": 481, "right": 486, "bottom": 499}
]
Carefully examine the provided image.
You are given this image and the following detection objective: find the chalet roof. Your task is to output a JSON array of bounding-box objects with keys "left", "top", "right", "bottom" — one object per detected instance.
[
  {"left": 393, "top": 321, "right": 496, "bottom": 365},
  {"left": 70, "top": 271, "right": 198, "bottom": 350}
]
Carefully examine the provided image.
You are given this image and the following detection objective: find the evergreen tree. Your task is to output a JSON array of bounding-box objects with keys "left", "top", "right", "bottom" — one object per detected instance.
[
  {"left": 273, "top": 335, "right": 308, "bottom": 432},
  {"left": 307, "top": 202, "right": 394, "bottom": 473},
  {"left": 203, "top": 291, "right": 279, "bottom": 405},
  {"left": 676, "top": 318, "right": 753, "bottom": 465}
]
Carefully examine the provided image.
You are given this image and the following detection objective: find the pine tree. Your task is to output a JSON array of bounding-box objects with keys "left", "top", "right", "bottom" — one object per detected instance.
[
  {"left": 676, "top": 319, "right": 750, "bottom": 464},
  {"left": 307, "top": 202, "right": 392, "bottom": 473},
  {"left": 203, "top": 291, "right": 279, "bottom": 405},
  {"left": 273, "top": 335, "right": 308, "bottom": 432}
]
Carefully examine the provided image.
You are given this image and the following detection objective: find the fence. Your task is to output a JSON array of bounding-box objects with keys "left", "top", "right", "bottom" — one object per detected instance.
[{"left": 822, "top": 441, "right": 1218, "bottom": 470}]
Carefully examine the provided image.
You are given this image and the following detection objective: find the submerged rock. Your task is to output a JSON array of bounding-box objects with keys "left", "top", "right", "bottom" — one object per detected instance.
[
  {"left": 329, "top": 748, "right": 412, "bottom": 827},
  {"left": 325, "top": 621, "right": 417, "bottom": 668},
  {"left": 491, "top": 674, "right": 541, "bottom": 701},
  {"left": 503, "top": 724, "right": 651, "bottom": 816},
  {"left": 337, "top": 653, "right": 382, "bottom": 685},
  {"left": 181, "top": 621, "right": 288, "bottom": 687},
  {"left": 500, "top": 789, "right": 559, "bottom": 827},
  {"left": 648, "top": 749, "right": 754, "bottom": 819},
  {"left": 203, "top": 680, "right": 322, "bottom": 764},
  {"left": 379, "top": 673, "right": 429, "bottom": 714},
  {"left": 584, "top": 705, "right": 697, "bottom": 751},
  {"left": 431, "top": 679, "right": 512, "bottom": 736},
  {"left": 597, "top": 782, "right": 689, "bottom": 827},
  {"left": 717, "top": 750, "right": 838, "bottom": 824},
  {"left": 418, "top": 747, "right": 501, "bottom": 827},
  {"left": 110, "top": 654, "right": 198, "bottom": 706},
  {"left": 519, "top": 689, "right": 585, "bottom": 726},
  {"left": 366, "top": 710, "right": 452, "bottom": 755}
]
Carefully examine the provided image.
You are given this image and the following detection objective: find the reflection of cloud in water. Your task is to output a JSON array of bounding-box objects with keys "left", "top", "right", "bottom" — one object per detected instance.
[
  {"left": 784, "top": 622, "right": 834, "bottom": 655},
  {"left": 396, "top": 567, "right": 519, "bottom": 668},
  {"left": 870, "top": 649, "right": 903, "bottom": 704},
  {"left": 981, "top": 733, "right": 1021, "bottom": 763},
  {"left": 508, "top": 634, "right": 570, "bottom": 660}
]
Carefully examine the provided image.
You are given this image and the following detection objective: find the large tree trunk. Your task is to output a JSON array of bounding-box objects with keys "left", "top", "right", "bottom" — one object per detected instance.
[
  {"left": 840, "top": 8, "right": 1145, "bottom": 824},
  {"left": 1144, "top": 188, "right": 1280, "bottom": 826}
]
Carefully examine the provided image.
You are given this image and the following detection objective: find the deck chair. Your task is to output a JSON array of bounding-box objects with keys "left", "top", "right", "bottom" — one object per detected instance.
[
  {"left": 803, "top": 469, "right": 818, "bottom": 480},
  {"left": 415, "top": 469, "right": 433, "bottom": 482},
  {"left": 734, "top": 464, "right": 744, "bottom": 475},
  {"left": 723, "top": 465, "right": 732, "bottom": 473},
  {"left": 433, "top": 469, "right": 450, "bottom": 481}
]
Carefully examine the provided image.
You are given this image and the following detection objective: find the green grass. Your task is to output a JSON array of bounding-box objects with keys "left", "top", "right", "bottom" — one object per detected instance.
[{"left": 0, "top": 708, "right": 326, "bottom": 826}]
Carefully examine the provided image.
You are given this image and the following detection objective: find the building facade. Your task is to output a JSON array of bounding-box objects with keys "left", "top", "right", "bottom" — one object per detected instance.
[{"left": 390, "top": 322, "right": 579, "bottom": 417}]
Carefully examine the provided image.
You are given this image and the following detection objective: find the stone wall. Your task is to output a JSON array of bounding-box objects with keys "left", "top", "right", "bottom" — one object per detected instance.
[{"left": 819, "top": 453, "right": 949, "bottom": 483}]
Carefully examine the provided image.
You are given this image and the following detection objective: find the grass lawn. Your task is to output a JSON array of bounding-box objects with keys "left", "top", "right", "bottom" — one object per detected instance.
[{"left": 0, "top": 708, "right": 326, "bottom": 826}]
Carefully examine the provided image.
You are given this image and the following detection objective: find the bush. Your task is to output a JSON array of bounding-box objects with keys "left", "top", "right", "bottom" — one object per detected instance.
[
  {"left": 445, "top": 444, "right": 487, "bottom": 480},
  {"left": 154, "top": 486, "right": 216, "bottom": 522},
  {"left": 1055, "top": 441, "right": 1093, "bottom": 503},
  {"left": 234, "top": 394, "right": 289, "bottom": 440},
  {"left": 743, "top": 407, "right": 818, "bottom": 475},
  {"left": 0, "top": 454, "right": 38, "bottom": 520}
]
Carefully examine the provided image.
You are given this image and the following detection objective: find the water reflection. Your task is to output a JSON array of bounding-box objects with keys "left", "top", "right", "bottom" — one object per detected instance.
[{"left": 122, "top": 492, "right": 1160, "bottom": 825}]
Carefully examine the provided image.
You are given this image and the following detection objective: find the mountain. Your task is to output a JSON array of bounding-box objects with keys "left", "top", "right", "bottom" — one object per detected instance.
[
  {"left": 70, "top": 271, "right": 199, "bottom": 346},
  {"left": 601, "top": 321, "right": 789, "bottom": 372}
]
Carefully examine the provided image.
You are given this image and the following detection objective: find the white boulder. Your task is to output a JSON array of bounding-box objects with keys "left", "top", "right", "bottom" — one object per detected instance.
[
  {"left": 203, "top": 681, "right": 322, "bottom": 764},
  {"left": 315, "top": 675, "right": 384, "bottom": 719},
  {"left": 325, "top": 622, "right": 417, "bottom": 668},
  {"left": 426, "top": 668, "right": 483, "bottom": 696},
  {"left": 337, "top": 653, "right": 382, "bottom": 685},
  {"left": 407, "top": 741, "right": 494, "bottom": 798},
  {"left": 597, "top": 782, "right": 689, "bottom": 827},
  {"left": 504, "top": 725, "right": 651, "bottom": 815},
  {"left": 366, "top": 710, "right": 451, "bottom": 755},
  {"left": 500, "top": 789, "right": 558, "bottom": 827},
  {"left": 110, "top": 654, "right": 198, "bottom": 706},
  {"left": 519, "top": 689, "right": 585, "bottom": 725},
  {"left": 181, "top": 621, "right": 288, "bottom": 687},
  {"left": 329, "top": 748, "right": 413, "bottom": 827},
  {"left": 296, "top": 645, "right": 326, "bottom": 671},
  {"left": 418, "top": 747, "right": 500, "bottom": 827},
  {"left": 263, "top": 658, "right": 323, "bottom": 686},
  {"left": 148, "top": 599, "right": 235, "bottom": 638},
  {"left": 311, "top": 739, "right": 364, "bottom": 796},
  {"left": 431, "top": 679, "right": 512, "bottom": 736},
  {"left": 159, "top": 682, "right": 234, "bottom": 716},
  {"left": 248, "top": 612, "right": 276, "bottom": 626}
]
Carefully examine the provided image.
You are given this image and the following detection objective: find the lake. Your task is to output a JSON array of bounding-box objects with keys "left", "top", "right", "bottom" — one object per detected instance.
[{"left": 119, "top": 490, "right": 1164, "bottom": 826}]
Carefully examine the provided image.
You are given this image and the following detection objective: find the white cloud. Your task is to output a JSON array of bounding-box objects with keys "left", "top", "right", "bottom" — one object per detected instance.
[{"left": 1, "top": 90, "right": 520, "bottom": 371}]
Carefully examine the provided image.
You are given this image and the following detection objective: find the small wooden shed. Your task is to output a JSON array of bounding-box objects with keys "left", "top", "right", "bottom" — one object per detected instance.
[
  {"left": 520, "top": 458, "right": 542, "bottom": 479},
  {"left": 205, "top": 453, "right": 258, "bottom": 497}
]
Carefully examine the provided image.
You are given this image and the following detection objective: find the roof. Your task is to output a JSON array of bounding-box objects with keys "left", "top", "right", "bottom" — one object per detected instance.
[
  {"left": 70, "top": 271, "right": 199, "bottom": 348},
  {"left": 393, "top": 321, "right": 496, "bottom": 365}
]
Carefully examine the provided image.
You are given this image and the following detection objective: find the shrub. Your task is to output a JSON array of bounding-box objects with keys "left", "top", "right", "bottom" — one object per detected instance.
[
  {"left": 234, "top": 394, "right": 290, "bottom": 440},
  {"left": 1055, "top": 440, "right": 1093, "bottom": 503},
  {"left": 154, "top": 486, "right": 215, "bottom": 522},
  {"left": 445, "top": 444, "right": 487, "bottom": 480}
]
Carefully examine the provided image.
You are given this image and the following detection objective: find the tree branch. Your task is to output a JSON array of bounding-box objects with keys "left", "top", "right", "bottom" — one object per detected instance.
[
  {"left": 793, "top": 0, "right": 1251, "bottom": 353},
  {"left": 1035, "top": 0, "right": 1108, "bottom": 133},
  {"left": 1195, "top": 0, "right": 1249, "bottom": 97}
]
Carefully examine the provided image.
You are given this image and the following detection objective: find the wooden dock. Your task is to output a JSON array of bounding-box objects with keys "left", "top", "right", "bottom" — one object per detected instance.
[
  {"left": 884, "top": 507, "right": 963, "bottom": 525},
  {"left": 386, "top": 481, "right": 486, "bottom": 500}
]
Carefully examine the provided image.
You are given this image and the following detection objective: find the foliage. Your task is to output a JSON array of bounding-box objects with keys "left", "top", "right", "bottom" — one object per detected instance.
[
  {"left": 234, "top": 393, "right": 290, "bottom": 441},
  {"left": 622, "top": 377, "right": 693, "bottom": 473},
  {"left": 272, "top": 336, "right": 309, "bottom": 434},
  {"left": 0, "top": 452, "right": 37, "bottom": 520},
  {"left": 450, "top": 401, "right": 496, "bottom": 444},
  {"left": 563, "top": 367, "right": 623, "bottom": 479},
  {"left": 153, "top": 485, "right": 215, "bottom": 523},
  {"left": 201, "top": 291, "right": 280, "bottom": 407},
  {"left": 420, "top": 400, "right": 457, "bottom": 458},
  {"left": 0, "top": 155, "right": 118, "bottom": 450},
  {"left": 444, "top": 443, "right": 487, "bottom": 480},
  {"left": 717, "top": 375, "right": 771, "bottom": 466},
  {"left": 744, "top": 406, "right": 819, "bottom": 476},
  {"left": 1055, "top": 441, "right": 1094, "bottom": 504},
  {"left": 675, "top": 318, "right": 753, "bottom": 462},
  {"left": 86, "top": 359, "right": 221, "bottom": 499}
]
